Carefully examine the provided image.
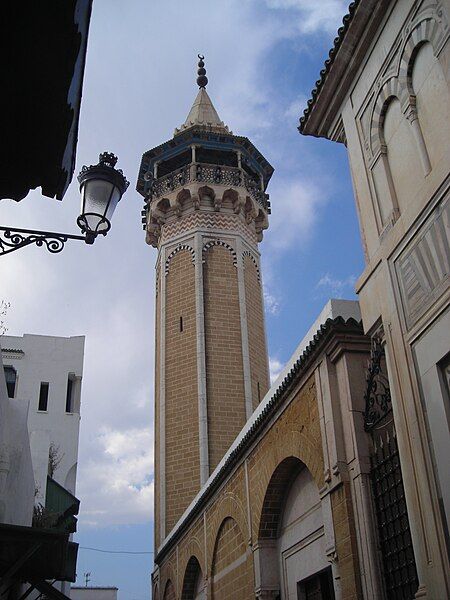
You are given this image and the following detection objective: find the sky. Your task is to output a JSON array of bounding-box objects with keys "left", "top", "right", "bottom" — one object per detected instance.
[{"left": 0, "top": 1, "right": 364, "bottom": 598}]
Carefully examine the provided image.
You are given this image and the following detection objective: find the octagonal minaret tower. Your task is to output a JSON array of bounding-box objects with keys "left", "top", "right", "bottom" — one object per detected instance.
[{"left": 137, "top": 56, "right": 273, "bottom": 545}]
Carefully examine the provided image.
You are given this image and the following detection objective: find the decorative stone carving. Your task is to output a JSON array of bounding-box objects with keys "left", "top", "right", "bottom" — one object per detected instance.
[
  {"left": 365, "top": 5, "right": 446, "bottom": 162},
  {"left": 160, "top": 212, "right": 258, "bottom": 247},
  {"left": 394, "top": 194, "right": 450, "bottom": 329}
]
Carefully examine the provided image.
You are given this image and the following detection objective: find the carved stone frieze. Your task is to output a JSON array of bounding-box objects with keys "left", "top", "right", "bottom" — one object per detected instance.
[
  {"left": 144, "top": 182, "right": 268, "bottom": 247},
  {"left": 159, "top": 211, "right": 258, "bottom": 247}
]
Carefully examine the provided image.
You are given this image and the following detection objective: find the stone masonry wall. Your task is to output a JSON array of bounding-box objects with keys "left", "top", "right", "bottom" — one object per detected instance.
[
  {"left": 203, "top": 245, "right": 246, "bottom": 473},
  {"left": 211, "top": 517, "right": 253, "bottom": 598},
  {"left": 331, "top": 482, "right": 362, "bottom": 600},
  {"left": 165, "top": 250, "right": 200, "bottom": 533},
  {"left": 243, "top": 254, "right": 269, "bottom": 410},
  {"left": 155, "top": 366, "right": 365, "bottom": 600}
]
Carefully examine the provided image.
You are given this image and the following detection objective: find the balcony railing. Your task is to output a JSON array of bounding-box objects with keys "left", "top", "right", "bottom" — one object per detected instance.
[{"left": 149, "top": 163, "right": 269, "bottom": 210}]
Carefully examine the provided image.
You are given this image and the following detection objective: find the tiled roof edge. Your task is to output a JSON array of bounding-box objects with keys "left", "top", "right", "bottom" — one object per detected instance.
[
  {"left": 155, "top": 315, "right": 364, "bottom": 563},
  {"left": 298, "top": 0, "right": 360, "bottom": 134},
  {"left": 1, "top": 348, "right": 24, "bottom": 354}
]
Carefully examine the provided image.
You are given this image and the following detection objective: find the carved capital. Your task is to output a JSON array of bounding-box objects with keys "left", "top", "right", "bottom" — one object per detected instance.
[
  {"left": 405, "top": 105, "right": 418, "bottom": 124},
  {"left": 326, "top": 548, "right": 338, "bottom": 563}
]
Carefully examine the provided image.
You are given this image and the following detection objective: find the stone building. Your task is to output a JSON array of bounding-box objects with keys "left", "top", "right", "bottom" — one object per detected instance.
[
  {"left": 1, "top": 334, "right": 85, "bottom": 506},
  {"left": 137, "top": 56, "right": 273, "bottom": 547},
  {"left": 300, "top": 0, "right": 450, "bottom": 598},
  {"left": 138, "top": 54, "right": 387, "bottom": 598},
  {"left": 1, "top": 334, "right": 85, "bottom": 597}
]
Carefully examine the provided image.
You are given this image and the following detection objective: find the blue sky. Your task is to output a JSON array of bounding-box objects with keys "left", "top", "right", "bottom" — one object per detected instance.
[{"left": 0, "top": 1, "right": 363, "bottom": 598}]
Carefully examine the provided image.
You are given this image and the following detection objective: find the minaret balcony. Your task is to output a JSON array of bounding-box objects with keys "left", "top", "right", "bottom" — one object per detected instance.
[{"left": 148, "top": 162, "right": 269, "bottom": 212}]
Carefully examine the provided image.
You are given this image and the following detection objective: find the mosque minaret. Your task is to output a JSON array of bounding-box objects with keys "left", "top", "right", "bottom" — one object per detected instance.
[{"left": 137, "top": 56, "right": 274, "bottom": 544}]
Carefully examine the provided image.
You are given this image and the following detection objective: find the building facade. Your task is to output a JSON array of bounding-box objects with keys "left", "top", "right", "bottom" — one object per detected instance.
[
  {"left": 1, "top": 334, "right": 84, "bottom": 505},
  {"left": 148, "top": 300, "right": 387, "bottom": 600},
  {"left": 0, "top": 349, "right": 34, "bottom": 527},
  {"left": 300, "top": 0, "right": 450, "bottom": 598}
]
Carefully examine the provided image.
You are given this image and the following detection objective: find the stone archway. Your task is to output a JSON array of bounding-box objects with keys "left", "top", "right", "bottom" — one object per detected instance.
[
  {"left": 181, "top": 555, "right": 205, "bottom": 600},
  {"left": 163, "top": 579, "right": 176, "bottom": 600},
  {"left": 211, "top": 516, "right": 253, "bottom": 599},
  {"left": 254, "top": 457, "right": 333, "bottom": 600}
]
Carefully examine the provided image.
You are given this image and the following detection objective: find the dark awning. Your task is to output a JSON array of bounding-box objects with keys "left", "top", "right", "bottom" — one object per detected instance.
[{"left": 0, "top": 0, "right": 93, "bottom": 201}]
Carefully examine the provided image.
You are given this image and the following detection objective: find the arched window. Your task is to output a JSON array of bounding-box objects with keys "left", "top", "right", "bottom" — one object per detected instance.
[
  {"left": 383, "top": 97, "right": 423, "bottom": 212},
  {"left": 4, "top": 366, "right": 17, "bottom": 398},
  {"left": 411, "top": 42, "right": 450, "bottom": 168}
]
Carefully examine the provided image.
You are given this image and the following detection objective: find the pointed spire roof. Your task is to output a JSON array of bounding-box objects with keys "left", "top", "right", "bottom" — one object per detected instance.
[{"left": 174, "top": 55, "right": 231, "bottom": 136}]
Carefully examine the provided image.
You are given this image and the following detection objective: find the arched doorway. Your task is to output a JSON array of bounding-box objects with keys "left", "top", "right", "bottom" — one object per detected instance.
[{"left": 256, "top": 457, "right": 334, "bottom": 599}]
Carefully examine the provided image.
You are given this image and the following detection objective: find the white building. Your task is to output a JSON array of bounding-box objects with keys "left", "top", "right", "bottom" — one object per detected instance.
[
  {"left": 1, "top": 334, "right": 84, "bottom": 504},
  {"left": 71, "top": 587, "right": 118, "bottom": 600},
  {"left": 0, "top": 350, "right": 34, "bottom": 526}
]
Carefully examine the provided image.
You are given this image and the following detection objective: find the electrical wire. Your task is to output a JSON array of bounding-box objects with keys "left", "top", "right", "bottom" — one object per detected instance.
[{"left": 79, "top": 546, "right": 153, "bottom": 555}]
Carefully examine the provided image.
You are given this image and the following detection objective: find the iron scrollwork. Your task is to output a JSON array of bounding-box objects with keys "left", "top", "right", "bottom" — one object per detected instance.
[
  {"left": 148, "top": 162, "right": 269, "bottom": 210},
  {"left": 363, "top": 336, "right": 392, "bottom": 431},
  {"left": 0, "top": 227, "right": 86, "bottom": 257}
]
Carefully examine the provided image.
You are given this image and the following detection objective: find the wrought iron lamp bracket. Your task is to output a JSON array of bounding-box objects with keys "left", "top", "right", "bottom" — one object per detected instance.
[
  {"left": 0, "top": 226, "right": 89, "bottom": 257},
  {"left": 363, "top": 335, "right": 392, "bottom": 431}
]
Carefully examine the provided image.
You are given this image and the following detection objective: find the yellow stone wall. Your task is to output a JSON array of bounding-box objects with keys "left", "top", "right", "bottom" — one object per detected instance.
[
  {"left": 154, "top": 373, "right": 363, "bottom": 599},
  {"left": 243, "top": 254, "right": 269, "bottom": 409},
  {"left": 165, "top": 250, "right": 200, "bottom": 533},
  {"left": 203, "top": 245, "right": 246, "bottom": 473}
]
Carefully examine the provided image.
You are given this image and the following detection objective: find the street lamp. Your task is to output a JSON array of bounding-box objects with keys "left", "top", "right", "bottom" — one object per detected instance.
[
  {"left": 0, "top": 152, "right": 129, "bottom": 256},
  {"left": 77, "top": 152, "right": 129, "bottom": 244}
]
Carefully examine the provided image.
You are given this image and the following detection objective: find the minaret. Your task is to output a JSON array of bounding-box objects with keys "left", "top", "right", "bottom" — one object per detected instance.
[{"left": 137, "top": 56, "right": 273, "bottom": 546}]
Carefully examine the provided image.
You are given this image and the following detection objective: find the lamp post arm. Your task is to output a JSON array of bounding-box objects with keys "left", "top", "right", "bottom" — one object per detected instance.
[{"left": 0, "top": 226, "right": 91, "bottom": 257}]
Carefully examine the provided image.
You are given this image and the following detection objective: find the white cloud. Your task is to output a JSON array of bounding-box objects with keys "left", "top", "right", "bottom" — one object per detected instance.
[
  {"left": 284, "top": 94, "right": 308, "bottom": 121},
  {"left": 264, "top": 0, "right": 348, "bottom": 34},
  {"left": 264, "top": 285, "right": 281, "bottom": 315},
  {"left": 77, "top": 426, "right": 153, "bottom": 527},
  {"left": 269, "top": 356, "right": 284, "bottom": 383},
  {"left": 316, "top": 273, "right": 356, "bottom": 298},
  {"left": 266, "top": 179, "right": 328, "bottom": 252}
]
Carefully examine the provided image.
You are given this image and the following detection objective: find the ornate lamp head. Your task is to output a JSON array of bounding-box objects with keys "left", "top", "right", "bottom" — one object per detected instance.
[{"left": 77, "top": 152, "right": 129, "bottom": 243}]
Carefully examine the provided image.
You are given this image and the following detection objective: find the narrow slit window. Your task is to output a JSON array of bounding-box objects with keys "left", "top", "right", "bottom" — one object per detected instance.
[
  {"left": 4, "top": 366, "right": 17, "bottom": 399},
  {"left": 180, "top": 316, "right": 183, "bottom": 332},
  {"left": 66, "top": 376, "right": 74, "bottom": 413},
  {"left": 257, "top": 381, "right": 261, "bottom": 403},
  {"left": 38, "top": 382, "right": 49, "bottom": 412}
]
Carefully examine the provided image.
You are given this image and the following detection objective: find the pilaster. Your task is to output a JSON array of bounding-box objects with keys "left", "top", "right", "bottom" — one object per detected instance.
[
  {"left": 236, "top": 236, "right": 253, "bottom": 419},
  {"left": 194, "top": 232, "right": 209, "bottom": 484},
  {"left": 159, "top": 244, "right": 167, "bottom": 541}
]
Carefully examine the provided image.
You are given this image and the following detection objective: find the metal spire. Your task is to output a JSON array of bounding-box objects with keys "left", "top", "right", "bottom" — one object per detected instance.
[{"left": 196, "top": 54, "right": 208, "bottom": 88}]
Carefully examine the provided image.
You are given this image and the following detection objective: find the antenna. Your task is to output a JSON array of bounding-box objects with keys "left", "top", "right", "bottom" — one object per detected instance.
[{"left": 84, "top": 572, "right": 91, "bottom": 587}]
